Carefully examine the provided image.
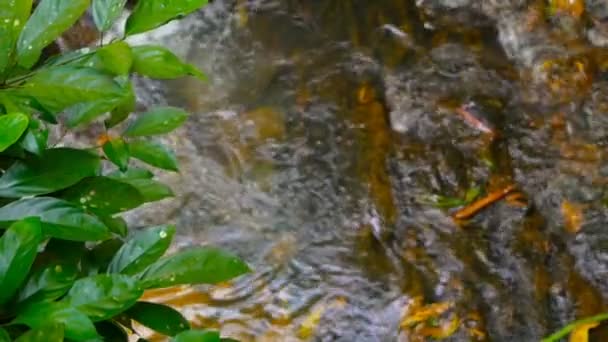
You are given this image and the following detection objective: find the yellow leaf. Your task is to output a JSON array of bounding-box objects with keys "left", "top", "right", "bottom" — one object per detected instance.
[
  {"left": 400, "top": 301, "right": 452, "bottom": 328},
  {"left": 569, "top": 322, "right": 599, "bottom": 342}
]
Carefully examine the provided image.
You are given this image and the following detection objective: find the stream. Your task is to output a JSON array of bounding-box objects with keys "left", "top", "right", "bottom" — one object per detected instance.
[{"left": 124, "top": 1, "right": 608, "bottom": 341}]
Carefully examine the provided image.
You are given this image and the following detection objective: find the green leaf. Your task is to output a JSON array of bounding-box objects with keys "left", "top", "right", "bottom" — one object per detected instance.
[
  {"left": 60, "top": 177, "right": 144, "bottom": 216},
  {"left": 105, "top": 80, "right": 135, "bottom": 129},
  {"left": 120, "top": 178, "right": 174, "bottom": 202},
  {"left": 17, "top": 263, "right": 78, "bottom": 306},
  {"left": 0, "top": 327, "right": 9, "bottom": 342},
  {"left": 103, "top": 138, "right": 130, "bottom": 171},
  {"left": 92, "top": 0, "right": 128, "bottom": 32},
  {"left": 64, "top": 274, "right": 143, "bottom": 321},
  {"left": 64, "top": 95, "right": 125, "bottom": 128},
  {"left": 126, "top": 0, "right": 209, "bottom": 35},
  {"left": 107, "top": 167, "right": 153, "bottom": 180},
  {"left": 0, "top": 218, "right": 42, "bottom": 305},
  {"left": 0, "top": 148, "right": 100, "bottom": 198},
  {"left": 87, "top": 239, "right": 123, "bottom": 274},
  {"left": 0, "top": 113, "right": 29, "bottom": 152},
  {"left": 108, "top": 225, "right": 175, "bottom": 275},
  {"left": 129, "top": 140, "right": 179, "bottom": 171},
  {"left": 20, "top": 126, "right": 48, "bottom": 156},
  {"left": 0, "top": 0, "right": 33, "bottom": 73},
  {"left": 173, "top": 330, "right": 220, "bottom": 342},
  {"left": 124, "top": 107, "right": 188, "bottom": 137},
  {"left": 0, "top": 197, "right": 110, "bottom": 241},
  {"left": 126, "top": 301, "right": 189, "bottom": 336},
  {"left": 94, "top": 321, "right": 128, "bottom": 342},
  {"left": 139, "top": 247, "right": 250, "bottom": 289},
  {"left": 97, "top": 41, "right": 132, "bottom": 75},
  {"left": 14, "top": 323, "right": 64, "bottom": 342},
  {"left": 100, "top": 215, "right": 128, "bottom": 237},
  {"left": 17, "top": 66, "right": 124, "bottom": 114},
  {"left": 16, "top": 0, "right": 91, "bottom": 68},
  {"left": 131, "top": 45, "right": 206, "bottom": 80},
  {"left": 13, "top": 302, "right": 98, "bottom": 340}
]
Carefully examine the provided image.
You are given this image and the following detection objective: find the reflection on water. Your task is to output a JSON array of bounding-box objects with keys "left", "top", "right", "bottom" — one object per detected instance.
[{"left": 127, "top": 0, "right": 608, "bottom": 340}]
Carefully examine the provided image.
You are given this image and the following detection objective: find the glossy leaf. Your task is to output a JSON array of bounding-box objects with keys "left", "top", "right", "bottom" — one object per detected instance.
[
  {"left": 60, "top": 177, "right": 144, "bottom": 215},
  {"left": 120, "top": 178, "right": 174, "bottom": 202},
  {"left": 126, "top": 0, "right": 209, "bottom": 35},
  {"left": 107, "top": 167, "right": 154, "bottom": 180},
  {"left": 124, "top": 107, "right": 188, "bottom": 137},
  {"left": 105, "top": 80, "right": 135, "bottom": 128},
  {"left": 64, "top": 274, "right": 143, "bottom": 321},
  {"left": 16, "top": 0, "right": 90, "bottom": 68},
  {"left": 92, "top": 0, "right": 128, "bottom": 32},
  {"left": 131, "top": 45, "right": 205, "bottom": 80},
  {"left": 0, "top": 218, "right": 42, "bottom": 305},
  {"left": 65, "top": 94, "right": 126, "bottom": 128},
  {"left": 87, "top": 239, "right": 123, "bottom": 274},
  {"left": 103, "top": 138, "right": 130, "bottom": 171},
  {"left": 13, "top": 302, "right": 98, "bottom": 340},
  {"left": 20, "top": 126, "right": 48, "bottom": 156},
  {"left": 126, "top": 301, "right": 189, "bottom": 336},
  {"left": 18, "top": 66, "right": 124, "bottom": 113},
  {"left": 139, "top": 247, "right": 250, "bottom": 289},
  {"left": 17, "top": 263, "right": 78, "bottom": 306},
  {"left": 0, "top": 197, "right": 110, "bottom": 241},
  {"left": 0, "top": 113, "right": 29, "bottom": 152},
  {"left": 108, "top": 225, "right": 175, "bottom": 275},
  {"left": 100, "top": 215, "right": 128, "bottom": 237},
  {"left": 0, "top": 148, "right": 100, "bottom": 198},
  {"left": 14, "top": 323, "right": 64, "bottom": 342},
  {"left": 0, "top": 0, "right": 33, "bottom": 73},
  {"left": 129, "top": 140, "right": 179, "bottom": 171},
  {"left": 173, "top": 330, "right": 220, "bottom": 342},
  {"left": 97, "top": 41, "right": 133, "bottom": 75}
]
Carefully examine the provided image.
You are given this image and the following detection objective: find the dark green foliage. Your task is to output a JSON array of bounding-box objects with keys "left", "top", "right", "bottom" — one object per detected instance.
[{"left": 0, "top": 1, "right": 248, "bottom": 341}]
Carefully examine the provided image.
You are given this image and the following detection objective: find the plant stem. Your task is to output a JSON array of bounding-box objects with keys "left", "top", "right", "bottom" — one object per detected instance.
[{"left": 542, "top": 312, "right": 608, "bottom": 342}]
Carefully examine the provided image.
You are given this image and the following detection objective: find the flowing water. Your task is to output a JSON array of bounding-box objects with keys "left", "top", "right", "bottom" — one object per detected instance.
[{"left": 124, "top": 1, "right": 608, "bottom": 341}]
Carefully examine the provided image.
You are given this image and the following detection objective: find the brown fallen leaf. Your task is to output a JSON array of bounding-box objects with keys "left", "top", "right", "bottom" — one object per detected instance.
[
  {"left": 561, "top": 201, "right": 584, "bottom": 233},
  {"left": 452, "top": 185, "right": 516, "bottom": 220}
]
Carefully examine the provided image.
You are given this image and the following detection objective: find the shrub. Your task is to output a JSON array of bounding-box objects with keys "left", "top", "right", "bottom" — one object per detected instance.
[{"left": 0, "top": 0, "right": 249, "bottom": 341}]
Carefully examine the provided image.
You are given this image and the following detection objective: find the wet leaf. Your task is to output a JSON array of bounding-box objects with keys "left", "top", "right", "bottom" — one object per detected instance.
[
  {"left": 16, "top": 0, "right": 90, "bottom": 68},
  {"left": 0, "top": 113, "right": 29, "bottom": 152},
  {"left": 0, "top": 218, "right": 42, "bottom": 305},
  {"left": 17, "top": 66, "right": 124, "bottom": 114},
  {"left": 126, "top": 0, "right": 209, "bottom": 35},
  {"left": 124, "top": 106, "right": 188, "bottom": 137},
  {"left": 131, "top": 45, "right": 205, "bottom": 80},
  {"left": 139, "top": 247, "right": 250, "bottom": 289},
  {"left": 0, "top": 197, "right": 110, "bottom": 241},
  {"left": 13, "top": 302, "right": 98, "bottom": 341},
  {"left": 100, "top": 215, "right": 128, "bottom": 237},
  {"left": 126, "top": 301, "right": 190, "bottom": 336},
  {"left": 105, "top": 80, "right": 135, "bottom": 129},
  {"left": 0, "top": 148, "right": 100, "bottom": 198},
  {"left": 97, "top": 41, "right": 132, "bottom": 75},
  {"left": 20, "top": 125, "right": 49, "bottom": 156},
  {"left": 60, "top": 176, "right": 144, "bottom": 216},
  {"left": 108, "top": 225, "right": 175, "bottom": 275},
  {"left": 17, "top": 263, "right": 78, "bottom": 306},
  {"left": 14, "top": 323, "right": 64, "bottom": 342},
  {"left": 64, "top": 274, "right": 143, "bottom": 321},
  {"left": 119, "top": 178, "right": 174, "bottom": 202},
  {"left": 172, "top": 330, "right": 220, "bottom": 342},
  {"left": 103, "top": 137, "right": 130, "bottom": 171},
  {"left": 129, "top": 140, "right": 179, "bottom": 171},
  {"left": 0, "top": 0, "right": 33, "bottom": 73},
  {"left": 92, "top": 0, "right": 128, "bottom": 32}
]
